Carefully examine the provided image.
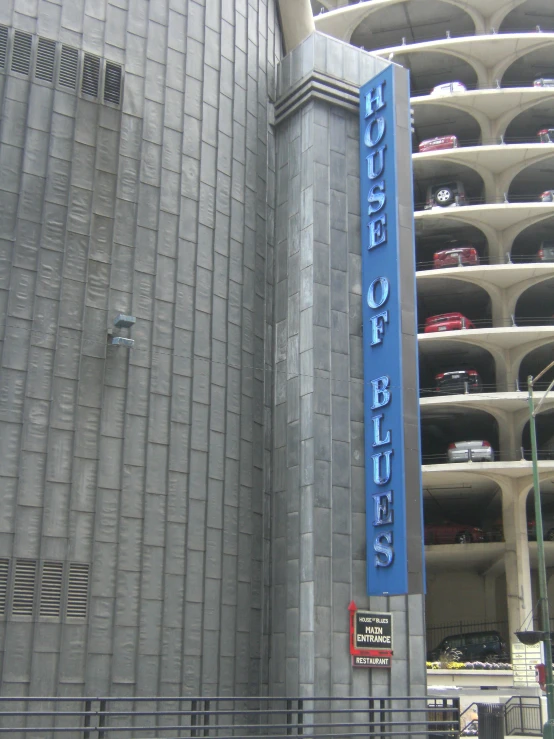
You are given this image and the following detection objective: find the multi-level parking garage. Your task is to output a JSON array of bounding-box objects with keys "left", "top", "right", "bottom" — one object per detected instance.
[{"left": 313, "top": 0, "right": 554, "bottom": 655}]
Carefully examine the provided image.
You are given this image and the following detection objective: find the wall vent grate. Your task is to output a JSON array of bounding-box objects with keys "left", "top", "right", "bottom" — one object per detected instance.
[
  {"left": 104, "top": 61, "right": 122, "bottom": 106},
  {"left": 12, "top": 559, "right": 36, "bottom": 616},
  {"left": 0, "top": 25, "right": 8, "bottom": 69},
  {"left": 39, "top": 561, "right": 63, "bottom": 617},
  {"left": 59, "top": 45, "right": 78, "bottom": 90},
  {"left": 0, "top": 559, "right": 8, "bottom": 616},
  {"left": 66, "top": 563, "right": 89, "bottom": 619},
  {"left": 35, "top": 37, "right": 56, "bottom": 82},
  {"left": 11, "top": 30, "right": 32, "bottom": 76},
  {"left": 81, "top": 53, "right": 100, "bottom": 98}
]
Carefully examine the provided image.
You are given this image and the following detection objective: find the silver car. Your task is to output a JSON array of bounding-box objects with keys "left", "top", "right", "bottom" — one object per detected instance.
[{"left": 448, "top": 441, "right": 494, "bottom": 463}]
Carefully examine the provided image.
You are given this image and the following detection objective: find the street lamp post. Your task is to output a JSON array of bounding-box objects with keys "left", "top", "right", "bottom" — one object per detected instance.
[{"left": 528, "top": 371, "right": 554, "bottom": 739}]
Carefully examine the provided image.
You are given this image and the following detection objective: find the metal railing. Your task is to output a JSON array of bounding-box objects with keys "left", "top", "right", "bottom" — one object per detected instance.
[
  {"left": 0, "top": 695, "right": 461, "bottom": 738},
  {"left": 426, "top": 620, "right": 509, "bottom": 651},
  {"left": 504, "top": 696, "right": 542, "bottom": 736}
]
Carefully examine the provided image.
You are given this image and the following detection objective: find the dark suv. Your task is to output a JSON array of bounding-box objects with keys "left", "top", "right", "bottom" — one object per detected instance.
[
  {"left": 435, "top": 369, "right": 483, "bottom": 395},
  {"left": 427, "top": 631, "right": 507, "bottom": 662}
]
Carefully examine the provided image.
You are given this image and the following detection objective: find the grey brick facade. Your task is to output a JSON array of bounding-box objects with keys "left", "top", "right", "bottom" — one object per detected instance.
[{"left": 0, "top": 0, "right": 425, "bottom": 701}]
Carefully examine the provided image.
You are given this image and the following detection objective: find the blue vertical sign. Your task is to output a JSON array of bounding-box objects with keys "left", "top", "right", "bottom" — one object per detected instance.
[{"left": 360, "top": 66, "right": 421, "bottom": 596}]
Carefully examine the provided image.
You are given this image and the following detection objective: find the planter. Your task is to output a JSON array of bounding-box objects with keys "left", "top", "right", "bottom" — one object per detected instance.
[{"left": 427, "top": 669, "right": 514, "bottom": 688}]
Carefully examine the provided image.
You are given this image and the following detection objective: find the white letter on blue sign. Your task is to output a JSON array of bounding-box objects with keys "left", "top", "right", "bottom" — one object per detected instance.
[
  {"left": 374, "top": 531, "right": 394, "bottom": 567},
  {"left": 373, "top": 491, "right": 393, "bottom": 525},
  {"left": 370, "top": 311, "right": 388, "bottom": 346},
  {"left": 367, "top": 146, "right": 386, "bottom": 180},
  {"left": 368, "top": 214, "right": 387, "bottom": 249},
  {"left": 365, "top": 83, "right": 386, "bottom": 118},
  {"left": 371, "top": 376, "right": 391, "bottom": 409},
  {"left": 367, "top": 276, "right": 389, "bottom": 309},
  {"left": 372, "top": 450, "right": 393, "bottom": 485},
  {"left": 364, "top": 117, "right": 386, "bottom": 147},
  {"left": 368, "top": 181, "right": 385, "bottom": 214},
  {"left": 372, "top": 414, "right": 391, "bottom": 447}
]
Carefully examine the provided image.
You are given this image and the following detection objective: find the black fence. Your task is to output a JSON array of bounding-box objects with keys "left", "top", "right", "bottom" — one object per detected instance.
[
  {"left": 504, "top": 696, "right": 542, "bottom": 736},
  {"left": 427, "top": 620, "right": 509, "bottom": 651},
  {"left": 0, "top": 696, "right": 461, "bottom": 739}
]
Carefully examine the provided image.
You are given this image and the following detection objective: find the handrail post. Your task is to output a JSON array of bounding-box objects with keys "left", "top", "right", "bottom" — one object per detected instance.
[
  {"left": 286, "top": 699, "right": 292, "bottom": 736},
  {"left": 191, "top": 699, "right": 198, "bottom": 738},
  {"left": 297, "top": 699, "right": 303, "bottom": 736},
  {"left": 83, "top": 699, "right": 91, "bottom": 739},
  {"left": 203, "top": 699, "right": 210, "bottom": 737},
  {"left": 98, "top": 699, "right": 106, "bottom": 739}
]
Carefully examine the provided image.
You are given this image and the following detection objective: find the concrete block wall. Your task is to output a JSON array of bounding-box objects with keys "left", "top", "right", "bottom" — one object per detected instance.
[
  {"left": 270, "top": 33, "right": 427, "bottom": 698},
  {"left": 0, "top": 0, "right": 280, "bottom": 698}
]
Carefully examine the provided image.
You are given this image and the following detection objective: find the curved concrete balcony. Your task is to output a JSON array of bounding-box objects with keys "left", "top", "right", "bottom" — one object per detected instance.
[
  {"left": 314, "top": 0, "right": 526, "bottom": 43},
  {"left": 414, "top": 203, "right": 554, "bottom": 262},
  {"left": 373, "top": 34, "right": 554, "bottom": 90},
  {"left": 412, "top": 88, "right": 554, "bottom": 142},
  {"left": 422, "top": 461, "right": 554, "bottom": 496},
  {"left": 421, "top": 391, "right": 554, "bottom": 416},
  {"left": 417, "top": 263, "right": 554, "bottom": 292},
  {"left": 419, "top": 327, "right": 554, "bottom": 397},
  {"left": 419, "top": 325, "right": 554, "bottom": 354},
  {"left": 425, "top": 542, "right": 506, "bottom": 573},
  {"left": 417, "top": 264, "right": 554, "bottom": 325},
  {"left": 413, "top": 143, "right": 554, "bottom": 203},
  {"left": 420, "top": 392, "right": 554, "bottom": 461},
  {"left": 425, "top": 541, "right": 554, "bottom": 573}
]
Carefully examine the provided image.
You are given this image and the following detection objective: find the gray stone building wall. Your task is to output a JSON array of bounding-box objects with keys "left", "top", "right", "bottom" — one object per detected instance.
[
  {"left": 270, "top": 33, "right": 426, "bottom": 698},
  {"left": 0, "top": 0, "right": 281, "bottom": 698}
]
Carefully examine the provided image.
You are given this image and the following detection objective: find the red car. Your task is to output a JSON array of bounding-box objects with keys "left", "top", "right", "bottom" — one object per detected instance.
[
  {"left": 538, "top": 129, "right": 554, "bottom": 143},
  {"left": 418, "top": 135, "right": 458, "bottom": 153},
  {"left": 424, "top": 313, "right": 475, "bottom": 333},
  {"left": 433, "top": 246, "right": 479, "bottom": 269},
  {"left": 424, "top": 522, "right": 485, "bottom": 545}
]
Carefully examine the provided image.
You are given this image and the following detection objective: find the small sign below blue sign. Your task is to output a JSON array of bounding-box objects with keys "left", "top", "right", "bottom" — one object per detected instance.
[{"left": 360, "top": 65, "right": 423, "bottom": 596}]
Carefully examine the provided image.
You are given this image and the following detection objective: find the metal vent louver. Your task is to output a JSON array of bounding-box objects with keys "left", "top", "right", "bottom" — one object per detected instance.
[
  {"left": 81, "top": 53, "right": 100, "bottom": 98},
  {"left": 0, "top": 25, "right": 8, "bottom": 69},
  {"left": 58, "top": 45, "right": 78, "bottom": 89},
  {"left": 12, "top": 559, "right": 36, "bottom": 616},
  {"left": 39, "top": 561, "right": 63, "bottom": 617},
  {"left": 104, "top": 61, "right": 122, "bottom": 106},
  {"left": 35, "top": 37, "right": 56, "bottom": 82},
  {"left": 0, "top": 559, "right": 8, "bottom": 616},
  {"left": 11, "top": 30, "right": 32, "bottom": 76},
  {"left": 66, "top": 563, "right": 89, "bottom": 619}
]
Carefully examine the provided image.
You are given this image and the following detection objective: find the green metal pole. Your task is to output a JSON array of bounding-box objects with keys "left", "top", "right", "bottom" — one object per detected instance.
[{"left": 528, "top": 376, "right": 554, "bottom": 739}]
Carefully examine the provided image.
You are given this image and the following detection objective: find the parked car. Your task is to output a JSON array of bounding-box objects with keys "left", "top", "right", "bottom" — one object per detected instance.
[
  {"left": 534, "top": 78, "right": 554, "bottom": 88},
  {"left": 447, "top": 440, "right": 494, "bottom": 463},
  {"left": 424, "top": 522, "right": 485, "bottom": 545},
  {"left": 538, "top": 129, "right": 554, "bottom": 143},
  {"left": 540, "top": 190, "right": 554, "bottom": 202},
  {"left": 425, "top": 180, "right": 467, "bottom": 209},
  {"left": 430, "top": 81, "right": 467, "bottom": 96},
  {"left": 427, "top": 631, "right": 507, "bottom": 662},
  {"left": 418, "top": 135, "right": 458, "bottom": 153},
  {"left": 424, "top": 313, "right": 475, "bottom": 333},
  {"left": 433, "top": 246, "right": 479, "bottom": 268},
  {"left": 536, "top": 241, "right": 554, "bottom": 262},
  {"left": 488, "top": 518, "right": 554, "bottom": 542},
  {"left": 435, "top": 369, "right": 483, "bottom": 395},
  {"left": 527, "top": 520, "right": 554, "bottom": 541}
]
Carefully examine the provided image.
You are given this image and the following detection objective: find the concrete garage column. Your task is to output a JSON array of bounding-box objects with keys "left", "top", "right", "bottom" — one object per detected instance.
[
  {"left": 503, "top": 482, "right": 533, "bottom": 642},
  {"left": 270, "top": 33, "right": 427, "bottom": 698}
]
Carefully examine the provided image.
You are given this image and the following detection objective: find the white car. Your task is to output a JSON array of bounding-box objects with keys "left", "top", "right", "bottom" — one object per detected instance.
[
  {"left": 430, "top": 81, "right": 467, "bottom": 96},
  {"left": 534, "top": 78, "right": 554, "bottom": 88},
  {"left": 447, "top": 441, "right": 494, "bottom": 463}
]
